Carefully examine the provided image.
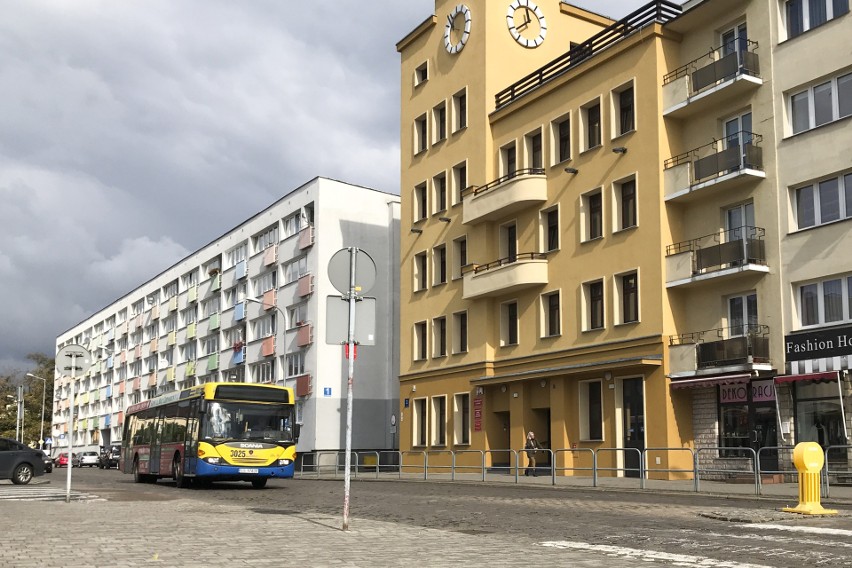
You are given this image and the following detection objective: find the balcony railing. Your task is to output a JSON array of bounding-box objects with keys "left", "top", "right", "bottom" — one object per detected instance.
[
  {"left": 663, "top": 39, "right": 760, "bottom": 94},
  {"left": 671, "top": 324, "right": 770, "bottom": 369},
  {"left": 463, "top": 168, "right": 543, "bottom": 198},
  {"left": 665, "top": 132, "right": 763, "bottom": 186},
  {"left": 495, "top": 0, "right": 681, "bottom": 108},
  {"left": 666, "top": 226, "right": 766, "bottom": 274},
  {"left": 469, "top": 252, "right": 548, "bottom": 274}
]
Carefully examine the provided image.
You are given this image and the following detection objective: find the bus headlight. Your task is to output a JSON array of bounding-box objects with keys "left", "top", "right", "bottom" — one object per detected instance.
[
  {"left": 205, "top": 457, "right": 221, "bottom": 465},
  {"left": 278, "top": 459, "right": 291, "bottom": 466}
]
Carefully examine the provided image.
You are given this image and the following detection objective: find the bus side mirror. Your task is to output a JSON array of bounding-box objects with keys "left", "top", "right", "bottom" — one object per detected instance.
[
  {"left": 293, "top": 423, "right": 301, "bottom": 442},
  {"left": 198, "top": 400, "right": 207, "bottom": 414}
]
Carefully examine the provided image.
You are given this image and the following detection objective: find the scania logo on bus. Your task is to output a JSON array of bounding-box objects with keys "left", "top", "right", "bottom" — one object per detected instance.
[{"left": 239, "top": 443, "right": 264, "bottom": 449}]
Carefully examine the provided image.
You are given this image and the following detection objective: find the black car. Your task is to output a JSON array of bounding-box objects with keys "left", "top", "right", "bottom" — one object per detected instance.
[
  {"left": 0, "top": 436, "right": 46, "bottom": 485},
  {"left": 98, "top": 446, "right": 121, "bottom": 469},
  {"left": 40, "top": 451, "right": 53, "bottom": 473}
]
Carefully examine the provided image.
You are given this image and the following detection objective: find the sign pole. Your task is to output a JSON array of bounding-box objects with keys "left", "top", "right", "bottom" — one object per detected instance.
[
  {"left": 342, "top": 247, "right": 358, "bottom": 531},
  {"left": 66, "top": 353, "right": 76, "bottom": 504}
]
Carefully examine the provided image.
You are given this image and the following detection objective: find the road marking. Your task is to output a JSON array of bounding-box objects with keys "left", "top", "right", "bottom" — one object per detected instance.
[
  {"left": 538, "top": 541, "right": 775, "bottom": 567},
  {"left": 746, "top": 523, "right": 852, "bottom": 537},
  {"left": 0, "top": 485, "right": 102, "bottom": 502}
]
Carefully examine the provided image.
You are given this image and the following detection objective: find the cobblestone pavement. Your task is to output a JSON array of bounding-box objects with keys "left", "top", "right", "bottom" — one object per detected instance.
[{"left": 4, "top": 470, "right": 852, "bottom": 567}]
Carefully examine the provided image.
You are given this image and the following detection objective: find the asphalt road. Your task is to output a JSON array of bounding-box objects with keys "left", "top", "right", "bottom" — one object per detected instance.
[{"left": 52, "top": 467, "right": 852, "bottom": 567}]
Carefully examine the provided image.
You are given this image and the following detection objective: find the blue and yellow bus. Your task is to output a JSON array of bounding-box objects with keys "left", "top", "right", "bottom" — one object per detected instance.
[{"left": 120, "top": 382, "right": 299, "bottom": 488}]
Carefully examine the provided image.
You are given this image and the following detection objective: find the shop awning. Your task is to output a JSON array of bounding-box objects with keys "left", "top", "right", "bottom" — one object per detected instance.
[
  {"left": 669, "top": 373, "right": 752, "bottom": 389},
  {"left": 774, "top": 371, "right": 840, "bottom": 384}
]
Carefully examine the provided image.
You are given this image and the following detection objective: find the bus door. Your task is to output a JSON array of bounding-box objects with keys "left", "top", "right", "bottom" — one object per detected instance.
[
  {"left": 184, "top": 399, "right": 200, "bottom": 476},
  {"left": 149, "top": 410, "right": 165, "bottom": 475}
]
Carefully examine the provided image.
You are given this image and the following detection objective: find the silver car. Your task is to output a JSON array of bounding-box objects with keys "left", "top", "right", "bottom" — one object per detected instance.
[{"left": 78, "top": 451, "right": 100, "bottom": 467}]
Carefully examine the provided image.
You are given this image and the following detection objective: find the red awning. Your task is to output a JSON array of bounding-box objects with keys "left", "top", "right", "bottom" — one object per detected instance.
[
  {"left": 670, "top": 373, "right": 752, "bottom": 389},
  {"left": 774, "top": 371, "right": 839, "bottom": 384}
]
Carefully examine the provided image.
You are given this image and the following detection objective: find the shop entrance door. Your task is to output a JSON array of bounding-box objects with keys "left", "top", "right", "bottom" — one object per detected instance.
[
  {"left": 752, "top": 404, "right": 778, "bottom": 472},
  {"left": 622, "top": 378, "right": 645, "bottom": 478}
]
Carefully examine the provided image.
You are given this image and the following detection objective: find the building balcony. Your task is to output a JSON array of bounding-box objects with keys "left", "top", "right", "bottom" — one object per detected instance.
[
  {"left": 296, "top": 323, "right": 313, "bottom": 347},
  {"left": 669, "top": 324, "right": 771, "bottom": 378},
  {"left": 231, "top": 346, "right": 246, "bottom": 365},
  {"left": 298, "top": 225, "right": 315, "bottom": 250},
  {"left": 297, "top": 274, "right": 314, "bottom": 297},
  {"left": 167, "top": 296, "right": 178, "bottom": 313},
  {"left": 201, "top": 274, "right": 221, "bottom": 296},
  {"left": 463, "top": 169, "right": 547, "bottom": 225},
  {"left": 185, "top": 360, "right": 196, "bottom": 378},
  {"left": 187, "top": 285, "right": 198, "bottom": 303},
  {"left": 147, "top": 373, "right": 157, "bottom": 388},
  {"left": 234, "top": 301, "right": 246, "bottom": 321},
  {"left": 261, "top": 336, "right": 276, "bottom": 357},
  {"left": 663, "top": 39, "right": 761, "bottom": 118},
  {"left": 206, "top": 353, "right": 219, "bottom": 372},
  {"left": 665, "top": 226, "right": 769, "bottom": 288},
  {"left": 209, "top": 313, "right": 220, "bottom": 330},
  {"left": 462, "top": 252, "right": 548, "bottom": 300},
  {"left": 235, "top": 259, "right": 247, "bottom": 280},
  {"left": 264, "top": 245, "right": 278, "bottom": 267},
  {"left": 664, "top": 132, "right": 764, "bottom": 202},
  {"left": 167, "top": 331, "right": 176, "bottom": 346},
  {"left": 296, "top": 374, "right": 312, "bottom": 397},
  {"left": 186, "top": 322, "right": 197, "bottom": 339}
]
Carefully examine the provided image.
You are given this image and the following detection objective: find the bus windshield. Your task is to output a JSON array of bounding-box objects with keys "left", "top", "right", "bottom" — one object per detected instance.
[{"left": 203, "top": 401, "right": 295, "bottom": 444}]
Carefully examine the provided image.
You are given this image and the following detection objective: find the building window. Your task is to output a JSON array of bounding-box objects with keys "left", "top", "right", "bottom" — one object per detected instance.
[
  {"left": 415, "top": 114, "right": 428, "bottom": 153},
  {"left": 618, "top": 272, "right": 639, "bottom": 324},
  {"left": 414, "top": 183, "right": 427, "bottom": 221},
  {"left": 253, "top": 225, "right": 278, "bottom": 252},
  {"left": 453, "top": 89, "right": 467, "bottom": 132},
  {"left": 282, "top": 256, "right": 307, "bottom": 284},
  {"left": 786, "top": 0, "right": 849, "bottom": 39},
  {"left": 453, "top": 236, "right": 467, "bottom": 279},
  {"left": 414, "top": 252, "right": 428, "bottom": 291},
  {"left": 433, "top": 102, "right": 447, "bottom": 143},
  {"left": 286, "top": 352, "right": 305, "bottom": 377},
  {"left": 553, "top": 115, "right": 571, "bottom": 163},
  {"left": 252, "top": 314, "right": 276, "bottom": 339},
  {"left": 414, "top": 321, "right": 428, "bottom": 361},
  {"left": 431, "top": 396, "right": 447, "bottom": 446},
  {"left": 579, "top": 380, "right": 603, "bottom": 441},
  {"left": 795, "top": 172, "right": 852, "bottom": 228},
  {"left": 614, "top": 83, "right": 635, "bottom": 136},
  {"left": 415, "top": 61, "right": 428, "bottom": 86},
  {"left": 501, "top": 142, "right": 517, "bottom": 178},
  {"left": 433, "top": 173, "right": 447, "bottom": 213},
  {"left": 433, "top": 244, "right": 447, "bottom": 285},
  {"left": 616, "top": 178, "right": 637, "bottom": 230},
  {"left": 582, "top": 100, "right": 602, "bottom": 150},
  {"left": 453, "top": 311, "right": 468, "bottom": 353},
  {"left": 413, "top": 398, "right": 427, "bottom": 446},
  {"left": 526, "top": 130, "right": 543, "bottom": 170},
  {"left": 454, "top": 393, "right": 471, "bottom": 445},
  {"left": 790, "top": 72, "right": 852, "bottom": 135},
  {"left": 582, "top": 190, "right": 603, "bottom": 241},
  {"left": 542, "top": 207, "right": 559, "bottom": 251},
  {"left": 501, "top": 301, "right": 519, "bottom": 346},
  {"left": 254, "top": 360, "right": 275, "bottom": 383},
  {"left": 542, "top": 291, "right": 561, "bottom": 337},
  {"left": 433, "top": 316, "right": 447, "bottom": 357},
  {"left": 452, "top": 162, "right": 467, "bottom": 205},
  {"left": 798, "top": 274, "right": 852, "bottom": 327},
  {"left": 585, "top": 280, "right": 605, "bottom": 330}
]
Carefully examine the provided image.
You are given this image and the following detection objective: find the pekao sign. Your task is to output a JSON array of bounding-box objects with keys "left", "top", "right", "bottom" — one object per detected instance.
[
  {"left": 785, "top": 324, "right": 852, "bottom": 362},
  {"left": 719, "top": 379, "right": 775, "bottom": 404}
]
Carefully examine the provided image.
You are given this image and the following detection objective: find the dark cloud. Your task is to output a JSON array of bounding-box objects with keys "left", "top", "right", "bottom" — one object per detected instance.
[{"left": 0, "top": 0, "right": 650, "bottom": 372}]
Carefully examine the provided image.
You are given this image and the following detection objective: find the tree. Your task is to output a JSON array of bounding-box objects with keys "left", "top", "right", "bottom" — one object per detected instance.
[{"left": 0, "top": 353, "right": 55, "bottom": 446}]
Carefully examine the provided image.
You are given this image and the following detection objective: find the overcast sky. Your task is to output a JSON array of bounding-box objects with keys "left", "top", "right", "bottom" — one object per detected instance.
[{"left": 0, "top": 0, "right": 652, "bottom": 373}]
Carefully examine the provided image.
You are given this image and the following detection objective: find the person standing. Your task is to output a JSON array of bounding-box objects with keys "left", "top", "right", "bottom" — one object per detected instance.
[{"left": 525, "top": 431, "right": 540, "bottom": 477}]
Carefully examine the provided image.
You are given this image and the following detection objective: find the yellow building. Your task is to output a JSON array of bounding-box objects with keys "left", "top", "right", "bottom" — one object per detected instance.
[{"left": 397, "top": 0, "right": 693, "bottom": 479}]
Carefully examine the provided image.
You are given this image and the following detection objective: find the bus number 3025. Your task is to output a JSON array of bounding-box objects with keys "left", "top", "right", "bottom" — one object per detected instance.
[{"left": 230, "top": 449, "right": 247, "bottom": 458}]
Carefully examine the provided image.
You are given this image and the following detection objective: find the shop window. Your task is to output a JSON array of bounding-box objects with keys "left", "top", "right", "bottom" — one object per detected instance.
[
  {"left": 431, "top": 395, "right": 447, "bottom": 446},
  {"left": 720, "top": 402, "right": 751, "bottom": 457},
  {"left": 579, "top": 380, "right": 603, "bottom": 441},
  {"left": 413, "top": 398, "right": 427, "bottom": 446},
  {"left": 454, "top": 393, "right": 471, "bottom": 445},
  {"left": 795, "top": 380, "right": 846, "bottom": 449}
]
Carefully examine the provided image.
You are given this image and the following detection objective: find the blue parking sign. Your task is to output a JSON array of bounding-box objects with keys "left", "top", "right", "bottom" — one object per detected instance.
[{"left": 323, "top": 387, "right": 332, "bottom": 397}]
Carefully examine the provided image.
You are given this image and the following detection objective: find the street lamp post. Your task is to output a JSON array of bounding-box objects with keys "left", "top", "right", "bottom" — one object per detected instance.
[{"left": 26, "top": 373, "right": 48, "bottom": 450}]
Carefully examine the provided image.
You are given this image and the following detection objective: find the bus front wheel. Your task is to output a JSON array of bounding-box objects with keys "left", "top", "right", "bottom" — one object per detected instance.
[{"left": 251, "top": 479, "right": 268, "bottom": 489}]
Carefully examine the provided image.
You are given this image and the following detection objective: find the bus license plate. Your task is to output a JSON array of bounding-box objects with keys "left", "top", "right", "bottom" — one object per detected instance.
[{"left": 239, "top": 468, "right": 259, "bottom": 474}]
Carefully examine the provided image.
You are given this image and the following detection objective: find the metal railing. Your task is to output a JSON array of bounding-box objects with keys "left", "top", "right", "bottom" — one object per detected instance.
[
  {"left": 495, "top": 0, "right": 681, "bottom": 108},
  {"left": 663, "top": 38, "right": 760, "bottom": 92},
  {"left": 666, "top": 226, "right": 767, "bottom": 273},
  {"left": 669, "top": 324, "right": 770, "bottom": 368},
  {"left": 664, "top": 132, "right": 763, "bottom": 184},
  {"left": 464, "top": 168, "right": 545, "bottom": 198},
  {"left": 470, "top": 252, "right": 548, "bottom": 275}
]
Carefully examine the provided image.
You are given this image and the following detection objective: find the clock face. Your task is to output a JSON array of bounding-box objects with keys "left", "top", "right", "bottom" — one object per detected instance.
[
  {"left": 444, "top": 4, "right": 472, "bottom": 54},
  {"left": 506, "top": 0, "right": 547, "bottom": 48}
]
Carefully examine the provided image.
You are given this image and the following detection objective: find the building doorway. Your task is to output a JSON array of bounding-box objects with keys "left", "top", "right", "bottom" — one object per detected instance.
[{"left": 622, "top": 378, "right": 645, "bottom": 478}]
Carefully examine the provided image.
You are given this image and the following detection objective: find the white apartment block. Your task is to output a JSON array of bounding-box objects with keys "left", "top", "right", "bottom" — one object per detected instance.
[{"left": 53, "top": 177, "right": 401, "bottom": 459}]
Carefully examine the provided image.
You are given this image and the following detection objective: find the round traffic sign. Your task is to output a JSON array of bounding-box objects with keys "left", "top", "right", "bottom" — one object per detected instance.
[
  {"left": 328, "top": 248, "right": 377, "bottom": 295},
  {"left": 56, "top": 344, "right": 94, "bottom": 376}
]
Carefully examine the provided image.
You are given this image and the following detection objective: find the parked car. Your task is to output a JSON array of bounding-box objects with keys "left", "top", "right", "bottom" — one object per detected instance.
[
  {"left": 41, "top": 451, "right": 53, "bottom": 473},
  {"left": 98, "top": 446, "right": 121, "bottom": 469},
  {"left": 0, "top": 436, "right": 46, "bottom": 485},
  {"left": 54, "top": 452, "right": 79, "bottom": 468},
  {"left": 78, "top": 451, "right": 100, "bottom": 467}
]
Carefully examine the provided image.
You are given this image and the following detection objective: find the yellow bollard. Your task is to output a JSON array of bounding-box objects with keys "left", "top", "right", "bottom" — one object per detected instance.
[{"left": 782, "top": 442, "right": 837, "bottom": 516}]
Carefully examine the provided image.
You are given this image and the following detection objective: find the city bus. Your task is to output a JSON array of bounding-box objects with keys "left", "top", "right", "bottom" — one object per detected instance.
[{"left": 120, "top": 382, "right": 299, "bottom": 488}]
